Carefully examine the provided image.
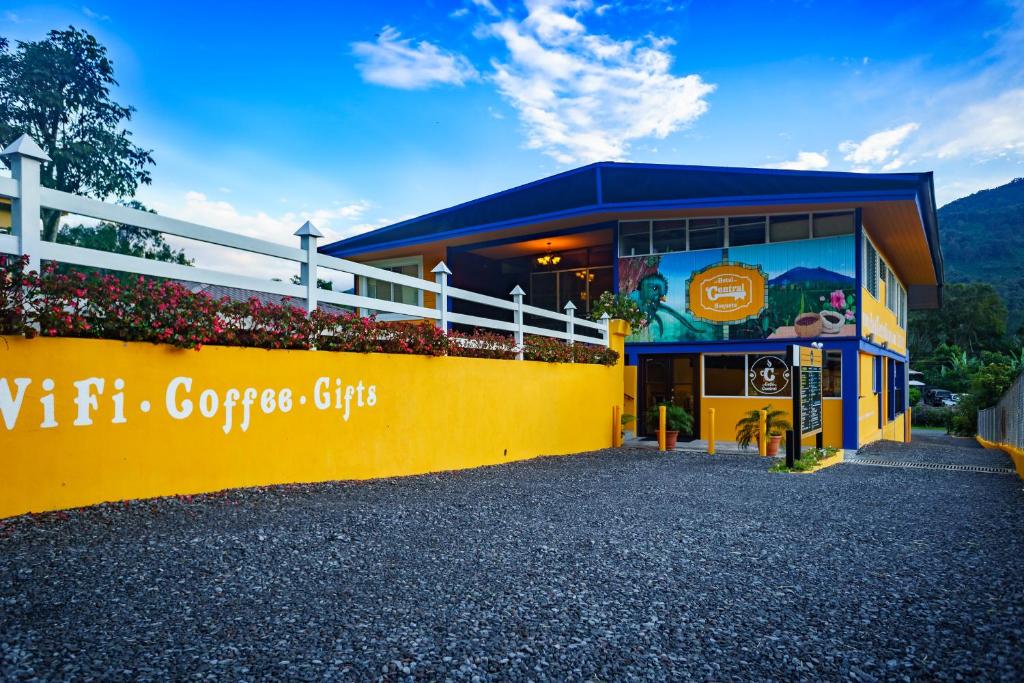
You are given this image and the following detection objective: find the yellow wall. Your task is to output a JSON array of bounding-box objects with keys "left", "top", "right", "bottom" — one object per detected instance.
[
  {"left": 857, "top": 352, "right": 907, "bottom": 446},
  {"left": 861, "top": 239, "right": 907, "bottom": 355},
  {"left": 700, "top": 396, "right": 843, "bottom": 450},
  {"left": 0, "top": 331, "right": 626, "bottom": 518}
]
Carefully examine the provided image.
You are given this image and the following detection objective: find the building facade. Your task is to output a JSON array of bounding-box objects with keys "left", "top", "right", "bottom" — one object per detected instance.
[{"left": 322, "top": 163, "right": 942, "bottom": 451}]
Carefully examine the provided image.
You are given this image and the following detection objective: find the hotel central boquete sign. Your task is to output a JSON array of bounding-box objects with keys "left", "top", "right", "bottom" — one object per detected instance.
[{"left": 686, "top": 262, "right": 768, "bottom": 324}]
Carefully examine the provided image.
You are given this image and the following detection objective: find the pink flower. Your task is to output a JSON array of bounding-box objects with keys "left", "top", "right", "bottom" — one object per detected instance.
[
  {"left": 845, "top": 310, "right": 855, "bottom": 320},
  {"left": 830, "top": 289, "right": 846, "bottom": 310}
]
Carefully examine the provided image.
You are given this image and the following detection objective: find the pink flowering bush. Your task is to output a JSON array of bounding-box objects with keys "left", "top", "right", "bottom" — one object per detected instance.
[{"left": 0, "top": 256, "right": 619, "bottom": 365}]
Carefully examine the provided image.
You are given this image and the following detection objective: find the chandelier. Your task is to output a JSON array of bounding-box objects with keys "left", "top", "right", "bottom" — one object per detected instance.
[{"left": 536, "top": 242, "right": 562, "bottom": 267}]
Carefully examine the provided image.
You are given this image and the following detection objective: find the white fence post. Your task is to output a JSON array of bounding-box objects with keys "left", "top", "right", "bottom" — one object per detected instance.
[
  {"left": 510, "top": 285, "right": 525, "bottom": 360},
  {"left": 564, "top": 301, "right": 576, "bottom": 362},
  {"left": 294, "top": 221, "right": 323, "bottom": 314},
  {"left": 431, "top": 261, "right": 452, "bottom": 330},
  {"left": 2, "top": 135, "right": 49, "bottom": 272},
  {"left": 600, "top": 312, "right": 611, "bottom": 348}
]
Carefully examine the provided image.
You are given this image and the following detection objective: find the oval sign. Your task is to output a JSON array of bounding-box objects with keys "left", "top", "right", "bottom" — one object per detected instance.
[{"left": 687, "top": 262, "right": 767, "bottom": 324}]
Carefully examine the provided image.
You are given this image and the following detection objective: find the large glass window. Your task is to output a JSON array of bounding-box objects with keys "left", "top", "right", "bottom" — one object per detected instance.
[
  {"left": 688, "top": 218, "right": 725, "bottom": 251},
  {"left": 619, "top": 221, "right": 650, "bottom": 256},
  {"left": 813, "top": 211, "right": 855, "bottom": 237},
  {"left": 652, "top": 219, "right": 686, "bottom": 253},
  {"left": 704, "top": 354, "right": 746, "bottom": 396},
  {"left": 728, "top": 216, "right": 766, "bottom": 247}
]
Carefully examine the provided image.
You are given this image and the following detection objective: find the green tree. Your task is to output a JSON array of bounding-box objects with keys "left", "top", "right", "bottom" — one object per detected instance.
[
  {"left": 56, "top": 201, "right": 191, "bottom": 266},
  {"left": 0, "top": 27, "right": 153, "bottom": 241},
  {"left": 909, "top": 282, "right": 1007, "bottom": 356}
]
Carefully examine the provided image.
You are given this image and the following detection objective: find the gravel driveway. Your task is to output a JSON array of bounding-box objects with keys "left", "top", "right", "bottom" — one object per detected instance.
[{"left": 3, "top": 434, "right": 1023, "bottom": 681}]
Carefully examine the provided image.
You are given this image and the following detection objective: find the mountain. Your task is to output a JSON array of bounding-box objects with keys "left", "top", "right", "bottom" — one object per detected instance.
[
  {"left": 938, "top": 178, "right": 1024, "bottom": 332},
  {"left": 769, "top": 266, "right": 855, "bottom": 287}
]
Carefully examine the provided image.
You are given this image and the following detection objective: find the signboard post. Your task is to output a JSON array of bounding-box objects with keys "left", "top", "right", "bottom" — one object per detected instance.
[{"left": 786, "top": 344, "right": 824, "bottom": 468}]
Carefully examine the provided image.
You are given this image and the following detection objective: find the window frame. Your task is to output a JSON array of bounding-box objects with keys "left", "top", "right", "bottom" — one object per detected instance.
[
  {"left": 358, "top": 255, "right": 425, "bottom": 320},
  {"left": 617, "top": 210, "right": 856, "bottom": 258}
]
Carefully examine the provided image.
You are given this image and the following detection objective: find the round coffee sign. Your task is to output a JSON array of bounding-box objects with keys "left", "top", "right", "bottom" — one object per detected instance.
[{"left": 748, "top": 356, "right": 791, "bottom": 395}]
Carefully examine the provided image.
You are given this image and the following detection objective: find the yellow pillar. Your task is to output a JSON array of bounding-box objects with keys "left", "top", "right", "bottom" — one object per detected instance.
[
  {"left": 658, "top": 405, "right": 667, "bottom": 451},
  {"left": 612, "top": 405, "right": 622, "bottom": 448},
  {"left": 758, "top": 409, "right": 767, "bottom": 457},
  {"left": 708, "top": 408, "right": 716, "bottom": 455},
  {"left": 906, "top": 407, "right": 912, "bottom": 442}
]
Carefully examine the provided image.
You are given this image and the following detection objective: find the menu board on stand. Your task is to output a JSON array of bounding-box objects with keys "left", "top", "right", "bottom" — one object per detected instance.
[{"left": 787, "top": 344, "right": 824, "bottom": 467}]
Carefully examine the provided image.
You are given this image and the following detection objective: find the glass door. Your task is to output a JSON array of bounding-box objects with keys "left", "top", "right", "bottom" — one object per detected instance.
[{"left": 639, "top": 354, "right": 700, "bottom": 439}]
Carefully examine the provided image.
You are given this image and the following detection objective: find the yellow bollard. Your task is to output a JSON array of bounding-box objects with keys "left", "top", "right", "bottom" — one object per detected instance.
[
  {"left": 708, "top": 407, "right": 716, "bottom": 455},
  {"left": 758, "top": 409, "right": 767, "bottom": 457},
  {"left": 658, "top": 405, "right": 667, "bottom": 451},
  {"left": 613, "top": 405, "right": 622, "bottom": 447},
  {"left": 906, "top": 407, "right": 912, "bottom": 443}
]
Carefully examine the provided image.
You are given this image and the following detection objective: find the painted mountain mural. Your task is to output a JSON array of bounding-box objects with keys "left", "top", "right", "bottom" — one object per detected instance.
[{"left": 621, "top": 234, "right": 857, "bottom": 343}]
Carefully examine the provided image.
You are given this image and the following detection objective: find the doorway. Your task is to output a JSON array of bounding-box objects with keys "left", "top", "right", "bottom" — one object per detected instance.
[{"left": 639, "top": 354, "right": 700, "bottom": 439}]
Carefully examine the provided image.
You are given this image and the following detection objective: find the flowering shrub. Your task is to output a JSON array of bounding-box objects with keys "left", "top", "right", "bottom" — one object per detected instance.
[{"left": 0, "top": 257, "right": 620, "bottom": 365}]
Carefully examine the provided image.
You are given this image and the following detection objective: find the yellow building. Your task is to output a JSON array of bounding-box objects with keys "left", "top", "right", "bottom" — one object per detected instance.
[{"left": 323, "top": 163, "right": 941, "bottom": 451}]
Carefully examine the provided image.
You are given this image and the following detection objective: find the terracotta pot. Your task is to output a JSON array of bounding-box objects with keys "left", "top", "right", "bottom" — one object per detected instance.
[
  {"left": 665, "top": 430, "right": 679, "bottom": 450},
  {"left": 766, "top": 434, "right": 782, "bottom": 456},
  {"left": 820, "top": 309, "right": 844, "bottom": 334},
  {"left": 794, "top": 312, "right": 823, "bottom": 338}
]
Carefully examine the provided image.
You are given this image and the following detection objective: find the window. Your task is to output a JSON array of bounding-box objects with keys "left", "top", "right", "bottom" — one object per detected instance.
[
  {"left": 619, "top": 221, "right": 650, "bottom": 256},
  {"left": 769, "top": 214, "right": 810, "bottom": 242},
  {"left": 362, "top": 260, "right": 421, "bottom": 306},
  {"left": 703, "top": 354, "right": 746, "bottom": 396},
  {"left": 823, "top": 350, "right": 841, "bottom": 397},
  {"left": 652, "top": 219, "right": 686, "bottom": 253},
  {"left": 864, "top": 237, "right": 879, "bottom": 299},
  {"left": 728, "top": 216, "right": 766, "bottom": 247},
  {"left": 688, "top": 218, "right": 725, "bottom": 251},
  {"left": 813, "top": 212, "right": 855, "bottom": 237},
  {"left": 893, "top": 361, "right": 906, "bottom": 416}
]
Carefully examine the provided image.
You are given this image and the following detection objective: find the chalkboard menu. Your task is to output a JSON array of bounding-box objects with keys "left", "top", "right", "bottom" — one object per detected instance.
[{"left": 792, "top": 345, "right": 823, "bottom": 438}]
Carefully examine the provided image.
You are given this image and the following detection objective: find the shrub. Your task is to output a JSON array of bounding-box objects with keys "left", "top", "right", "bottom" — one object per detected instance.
[
  {"left": 645, "top": 401, "right": 693, "bottom": 434},
  {"left": 0, "top": 258, "right": 617, "bottom": 365},
  {"left": 590, "top": 291, "right": 644, "bottom": 330},
  {"left": 912, "top": 405, "right": 951, "bottom": 429}
]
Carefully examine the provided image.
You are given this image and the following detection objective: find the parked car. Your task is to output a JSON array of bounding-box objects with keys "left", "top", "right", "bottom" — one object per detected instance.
[{"left": 925, "top": 389, "right": 953, "bottom": 407}]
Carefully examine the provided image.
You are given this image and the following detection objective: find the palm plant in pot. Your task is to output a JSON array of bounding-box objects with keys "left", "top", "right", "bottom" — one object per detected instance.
[
  {"left": 645, "top": 402, "right": 694, "bottom": 449},
  {"left": 735, "top": 406, "right": 792, "bottom": 456}
]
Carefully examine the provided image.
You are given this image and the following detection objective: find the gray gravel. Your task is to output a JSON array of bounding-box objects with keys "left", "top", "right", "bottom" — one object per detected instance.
[{"left": 3, "top": 435, "right": 1024, "bottom": 682}]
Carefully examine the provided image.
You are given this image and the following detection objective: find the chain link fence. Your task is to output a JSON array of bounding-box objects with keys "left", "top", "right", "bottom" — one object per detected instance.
[{"left": 978, "top": 371, "right": 1024, "bottom": 449}]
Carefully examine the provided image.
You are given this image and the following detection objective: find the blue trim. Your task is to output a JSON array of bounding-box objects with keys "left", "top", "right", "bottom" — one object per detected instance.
[
  {"left": 858, "top": 338, "right": 908, "bottom": 362},
  {"left": 325, "top": 190, "right": 918, "bottom": 257},
  {"left": 595, "top": 165, "right": 604, "bottom": 204},
  {"left": 854, "top": 208, "right": 863, "bottom": 341},
  {"left": 625, "top": 336, "right": 860, "bottom": 355},
  {"left": 596, "top": 160, "right": 924, "bottom": 181},
  {"left": 840, "top": 345, "right": 860, "bottom": 450}
]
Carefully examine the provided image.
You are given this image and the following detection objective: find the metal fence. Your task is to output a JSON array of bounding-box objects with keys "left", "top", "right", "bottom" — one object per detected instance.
[
  {"left": 978, "top": 370, "right": 1024, "bottom": 449},
  {"left": 0, "top": 135, "right": 609, "bottom": 355}
]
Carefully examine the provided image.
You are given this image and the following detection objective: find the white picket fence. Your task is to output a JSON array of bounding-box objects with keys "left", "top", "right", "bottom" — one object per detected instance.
[{"left": 0, "top": 135, "right": 609, "bottom": 355}]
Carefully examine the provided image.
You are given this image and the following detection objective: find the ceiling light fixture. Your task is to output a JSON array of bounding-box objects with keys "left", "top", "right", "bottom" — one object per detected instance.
[{"left": 536, "top": 242, "right": 562, "bottom": 267}]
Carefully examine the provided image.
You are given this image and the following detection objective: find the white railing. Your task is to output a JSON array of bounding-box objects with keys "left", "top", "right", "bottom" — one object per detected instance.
[
  {"left": 0, "top": 135, "right": 610, "bottom": 355},
  {"left": 978, "top": 370, "right": 1024, "bottom": 450}
]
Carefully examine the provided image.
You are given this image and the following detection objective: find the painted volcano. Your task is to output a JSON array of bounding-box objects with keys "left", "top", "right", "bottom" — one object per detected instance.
[{"left": 769, "top": 266, "right": 855, "bottom": 287}]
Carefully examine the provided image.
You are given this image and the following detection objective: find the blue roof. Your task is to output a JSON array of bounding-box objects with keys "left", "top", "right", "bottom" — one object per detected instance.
[{"left": 322, "top": 161, "right": 941, "bottom": 282}]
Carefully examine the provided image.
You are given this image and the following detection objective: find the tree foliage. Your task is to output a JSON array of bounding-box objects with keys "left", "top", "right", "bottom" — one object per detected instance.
[
  {"left": 57, "top": 201, "right": 191, "bottom": 266},
  {"left": 909, "top": 282, "right": 1007, "bottom": 357},
  {"left": 0, "top": 27, "right": 153, "bottom": 241}
]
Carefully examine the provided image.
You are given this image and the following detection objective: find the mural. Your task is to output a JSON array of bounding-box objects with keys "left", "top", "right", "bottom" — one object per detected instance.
[{"left": 620, "top": 235, "right": 857, "bottom": 343}]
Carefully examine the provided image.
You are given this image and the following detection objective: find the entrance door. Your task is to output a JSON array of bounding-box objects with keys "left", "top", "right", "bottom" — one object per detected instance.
[{"left": 639, "top": 354, "right": 700, "bottom": 439}]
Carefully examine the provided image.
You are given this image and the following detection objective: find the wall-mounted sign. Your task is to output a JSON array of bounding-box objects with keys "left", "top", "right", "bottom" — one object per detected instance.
[
  {"left": 748, "top": 355, "right": 791, "bottom": 395},
  {"left": 686, "top": 262, "right": 767, "bottom": 324}
]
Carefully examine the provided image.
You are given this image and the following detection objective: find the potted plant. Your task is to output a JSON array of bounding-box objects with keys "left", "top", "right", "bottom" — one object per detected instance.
[
  {"left": 645, "top": 402, "right": 694, "bottom": 449},
  {"left": 735, "top": 406, "right": 792, "bottom": 456}
]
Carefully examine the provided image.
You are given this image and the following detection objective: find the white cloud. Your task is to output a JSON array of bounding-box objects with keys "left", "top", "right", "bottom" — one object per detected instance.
[
  {"left": 82, "top": 6, "right": 110, "bottom": 21},
  {"left": 450, "top": 7, "right": 470, "bottom": 18},
  {"left": 143, "top": 192, "right": 377, "bottom": 282},
  {"left": 838, "top": 122, "right": 919, "bottom": 171},
  {"left": 471, "top": 0, "right": 502, "bottom": 17},
  {"left": 484, "top": 0, "right": 714, "bottom": 163},
  {"left": 929, "top": 88, "right": 1024, "bottom": 160},
  {"left": 768, "top": 151, "right": 829, "bottom": 171},
  {"left": 352, "top": 26, "right": 479, "bottom": 90}
]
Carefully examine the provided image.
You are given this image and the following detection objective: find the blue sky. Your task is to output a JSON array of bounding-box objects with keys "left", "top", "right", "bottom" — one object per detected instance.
[{"left": 2, "top": 0, "right": 1023, "bottom": 277}]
